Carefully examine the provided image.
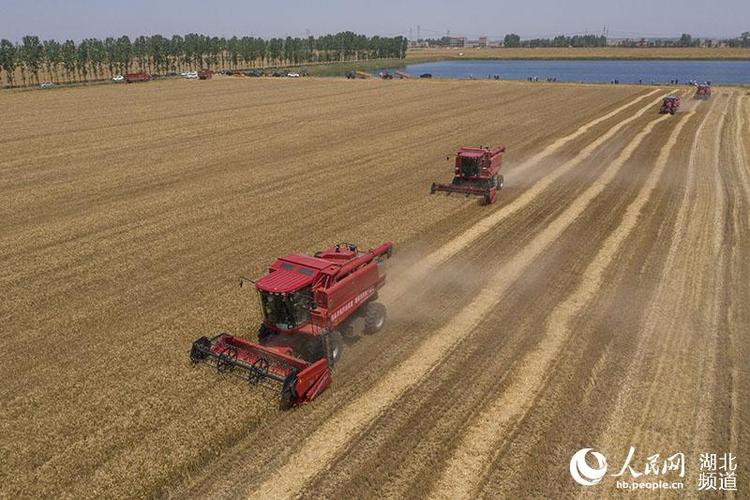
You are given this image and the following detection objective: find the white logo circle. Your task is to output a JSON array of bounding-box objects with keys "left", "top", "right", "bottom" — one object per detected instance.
[{"left": 570, "top": 448, "right": 608, "bottom": 486}]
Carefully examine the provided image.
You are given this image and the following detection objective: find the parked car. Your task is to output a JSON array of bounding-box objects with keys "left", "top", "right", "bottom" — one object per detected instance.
[
  {"left": 112, "top": 75, "right": 125, "bottom": 82},
  {"left": 40, "top": 81, "right": 55, "bottom": 88},
  {"left": 125, "top": 72, "right": 152, "bottom": 83},
  {"left": 287, "top": 72, "right": 300, "bottom": 78},
  {"left": 185, "top": 71, "right": 199, "bottom": 79}
]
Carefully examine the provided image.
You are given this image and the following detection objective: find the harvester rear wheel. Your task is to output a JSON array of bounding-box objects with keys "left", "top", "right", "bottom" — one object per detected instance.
[{"left": 364, "top": 302, "right": 387, "bottom": 334}]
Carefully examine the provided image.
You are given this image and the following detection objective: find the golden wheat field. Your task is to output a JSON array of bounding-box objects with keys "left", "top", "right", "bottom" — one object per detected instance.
[{"left": 1, "top": 76, "right": 748, "bottom": 498}]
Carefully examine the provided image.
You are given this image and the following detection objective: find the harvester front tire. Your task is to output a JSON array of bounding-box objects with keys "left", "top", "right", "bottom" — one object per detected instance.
[
  {"left": 327, "top": 330, "right": 344, "bottom": 366},
  {"left": 497, "top": 175, "right": 505, "bottom": 190},
  {"left": 364, "top": 302, "right": 387, "bottom": 334},
  {"left": 280, "top": 372, "right": 297, "bottom": 410}
]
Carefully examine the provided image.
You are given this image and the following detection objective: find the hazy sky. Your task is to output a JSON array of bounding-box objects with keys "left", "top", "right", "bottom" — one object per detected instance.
[{"left": 1, "top": 0, "right": 747, "bottom": 42}]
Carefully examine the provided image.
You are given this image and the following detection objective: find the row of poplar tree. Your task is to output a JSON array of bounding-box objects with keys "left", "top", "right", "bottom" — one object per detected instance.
[{"left": 0, "top": 32, "right": 409, "bottom": 86}]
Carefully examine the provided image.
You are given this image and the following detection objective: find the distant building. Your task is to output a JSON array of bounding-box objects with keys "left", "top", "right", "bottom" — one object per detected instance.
[
  {"left": 448, "top": 36, "right": 466, "bottom": 48},
  {"left": 478, "top": 36, "right": 488, "bottom": 48}
]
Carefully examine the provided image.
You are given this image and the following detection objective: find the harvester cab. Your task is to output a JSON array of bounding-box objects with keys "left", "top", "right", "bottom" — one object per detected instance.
[
  {"left": 190, "top": 242, "right": 393, "bottom": 409},
  {"left": 430, "top": 145, "right": 506, "bottom": 204},
  {"left": 659, "top": 95, "right": 681, "bottom": 114}
]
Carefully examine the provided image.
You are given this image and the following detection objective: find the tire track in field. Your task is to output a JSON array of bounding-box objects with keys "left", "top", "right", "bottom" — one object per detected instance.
[
  {"left": 581, "top": 97, "right": 728, "bottom": 499},
  {"left": 389, "top": 90, "right": 667, "bottom": 296},
  {"left": 511, "top": 88, "right": 662, "bottom": 175},
  {"left": 247, "top": 98, "right": 671, "bottom": 500},
  {"left": 432, "top": 110, "right": 691, "bottom": 499}
]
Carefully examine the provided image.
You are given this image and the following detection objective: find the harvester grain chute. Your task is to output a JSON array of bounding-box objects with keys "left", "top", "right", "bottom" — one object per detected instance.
[
  {"left": 430, "top": 145, "right": 506, "bottom": 204},
  {"left": 190, "top": 242, "right": 393, "bottom": 409}
]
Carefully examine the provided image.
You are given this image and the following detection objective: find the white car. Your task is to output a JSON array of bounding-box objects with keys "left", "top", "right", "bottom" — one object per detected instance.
[
  {"left": 287, "top": 72, "right": 300, "bottom": 78},
  {"left": 40, "top": 81, "right": 55, "bottom": 88},
  {"left": 185, "top": 71, "right": 199, "bottom": 79},
  {"left": 112, "top": 75, "right": 124, "bottom": 82}
]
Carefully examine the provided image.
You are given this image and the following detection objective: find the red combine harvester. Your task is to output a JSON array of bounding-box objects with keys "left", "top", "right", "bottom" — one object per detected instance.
[
  {"left": 190, "top": 242, "right": 393, "bottom": 409},
  {"left": 125, "top": 72, "right": 152, "bottom": 83},
  {"left": 659, "top": 95, "right": 681, "bottom": 114},
  {"left": 430, "top": 145, "right": 506, "bottom": 204},
  {"left": 695, "top": 85, "right": 711, "bottom": 100}
]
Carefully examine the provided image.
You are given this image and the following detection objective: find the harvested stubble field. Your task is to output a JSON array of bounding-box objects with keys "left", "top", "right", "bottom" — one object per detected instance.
[{"left": 1, "top": 77, "right": 748, "bottom": 498}]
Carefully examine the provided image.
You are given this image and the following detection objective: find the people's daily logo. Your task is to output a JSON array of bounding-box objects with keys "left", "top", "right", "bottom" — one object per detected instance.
[{"left": 570, "top": 448, "right": 608, "bottom": 486}]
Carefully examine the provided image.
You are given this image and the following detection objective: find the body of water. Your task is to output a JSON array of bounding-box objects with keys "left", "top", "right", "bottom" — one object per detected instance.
[{"left": 398, "top": 59, "right": 750, "bottom": 85}]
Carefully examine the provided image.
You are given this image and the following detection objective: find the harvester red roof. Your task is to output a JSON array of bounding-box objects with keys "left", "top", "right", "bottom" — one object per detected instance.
[
  {"left": 283, "top": 254, "right": 337, "bottom": 270},
  {"left": 458, "top": 149, "right": 486, "bottom": 157},
  {"left": 256, "top": 269, "right": 313, "bottom": 293}
]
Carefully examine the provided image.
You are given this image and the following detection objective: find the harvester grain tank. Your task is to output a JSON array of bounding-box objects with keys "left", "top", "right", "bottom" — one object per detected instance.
[
  {"left": 190, "top": 242, "right": 393, "bottom": 408},
  {"left": 659, "top": 95, "right": 681, "bottom": 114},
  {"left": 430, "top": 146, "right": 506, "bottom": 204}
]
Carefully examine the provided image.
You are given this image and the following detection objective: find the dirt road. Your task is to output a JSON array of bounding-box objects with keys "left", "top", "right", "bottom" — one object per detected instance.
[{"left": 1, "top": 78, "right": 747, "bottom": 498}]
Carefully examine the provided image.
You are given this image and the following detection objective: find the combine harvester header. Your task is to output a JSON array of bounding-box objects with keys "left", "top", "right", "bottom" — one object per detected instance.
[{"left": 191, "top": 242, "right": 393, "bottom": 408}]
